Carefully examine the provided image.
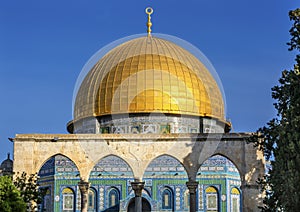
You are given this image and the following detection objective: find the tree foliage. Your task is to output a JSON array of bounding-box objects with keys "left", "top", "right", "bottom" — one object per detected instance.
[
  {"left": 0, "top": 175, "right": 26, "bottom": 212},
  {"left": 14, "top": 172, "right": 46, "bottom": 211},
  {"left": 0, "top": 172, "right": 46, "bottom": 212},
  {"left": 249, "top": 8, "right": 300, "bottom": 211}
]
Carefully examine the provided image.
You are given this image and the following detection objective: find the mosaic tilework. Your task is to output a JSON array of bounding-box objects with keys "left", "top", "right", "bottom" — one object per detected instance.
[
  {"left": 38, "top": 154, "right": 241, "bottom": 212},
  {"left": 38, "top": 157, "right": 55, "bottom": 177},
  {"left": 199, "top": 184, "right": 204, "bottom": 210},
  {"left": 175, "top": 187, "right": 181, "bottom": 210},
  {"left": 99, "top": 187, "right": 105, "bottom": 211},
  {"left": 90, "top": 155, "right": 133, "bottom": 177},
  {"left": 199, "top": 155, "right": 240, "bottom": 178},
  {"left": 99, "top": 115, "right": 201, "bottom": 134},
  {"left": 72, "top": 114, "right": 225, "bottom": 134}
]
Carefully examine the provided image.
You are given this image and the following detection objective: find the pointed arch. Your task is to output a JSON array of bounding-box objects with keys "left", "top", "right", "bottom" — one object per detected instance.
[
  {"left": 38, "top": 154, "right": 80, "bottom": 178},
  {"left": 197, "top": 154, "right": 241, "bottom": 181},
  {"left": 89, "top": 154, "right": 134, "bottom": 178},
  {"left": 209, "top": 152, "right": 243, "bottom": 177},
  {"left": 34, "top": 148, "right": 86, "bottom": 176},
  {"left": 37, "top": 154, "right": 80, "bottom": 177},
  {"left": 197, "top": 154, "right": 242, "bottom": 212},
  {"left": 143, "top": 154, "right": 188, "bottom": 178}
]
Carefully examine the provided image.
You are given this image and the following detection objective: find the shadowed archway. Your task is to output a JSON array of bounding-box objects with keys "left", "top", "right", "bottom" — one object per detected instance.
[
  {"left": 197, "top": 154, "right": 242, "bottom": 211},
  {"left": 143, "top": 154, "right": 188, "bottom": 211},
  {"left": 89, "top": 155, "right": 134, "bottom": 211},
  {"left": 38, "top": 154, "right": 80, "bottom": 212},
  {"left": 127, "top": 197, "right": 151, "bottom": 212}
]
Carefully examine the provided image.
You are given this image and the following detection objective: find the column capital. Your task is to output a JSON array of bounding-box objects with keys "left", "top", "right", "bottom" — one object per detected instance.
[
  {"left": 186, "top": 181, "right": 199, "bottom": 212},
  {"left": 186, "top": 181, "right": 199, "bottom": 194},
  {"left": 131, "top": 181, "right": 145, "bottom": 197},
  {"left": 78, "top": 180, "right": 90, "bottom": 193}
]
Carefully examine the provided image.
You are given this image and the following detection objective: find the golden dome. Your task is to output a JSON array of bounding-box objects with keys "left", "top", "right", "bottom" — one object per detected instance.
[{"left": 74, "top": 36, "right": 225, "bottom": 123}]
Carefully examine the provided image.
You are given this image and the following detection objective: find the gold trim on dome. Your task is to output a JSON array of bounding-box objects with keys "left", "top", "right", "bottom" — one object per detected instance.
[{"left": 74, "top": 36, "right": 225, "bottom": 122}]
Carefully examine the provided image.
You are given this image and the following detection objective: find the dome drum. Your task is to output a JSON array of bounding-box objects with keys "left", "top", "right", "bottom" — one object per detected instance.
[{"left": 67, "top": 113, "right": 228, "bottom": 134}]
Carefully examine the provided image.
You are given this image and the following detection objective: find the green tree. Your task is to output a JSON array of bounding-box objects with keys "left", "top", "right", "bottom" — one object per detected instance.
[
  {"left": 0, "top": 175, "right": 26, "bottom": 212},
  {"left": 14, "top": 172, "right": 46, "bottom": 211},
  {"left": 249, "top": 8, "right": 300, "bottom": 211}
]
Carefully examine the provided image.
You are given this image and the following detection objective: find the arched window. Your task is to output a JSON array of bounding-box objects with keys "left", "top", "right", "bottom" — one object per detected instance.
[
  {"left": 184, "top": 189, "right": 190, "bottom": 210},
  {"left": 205, "top": 186, "right": 218, "bottom": 212},
  {"left": 231, "top": 187, "right": 241, "bottom": 212},
  {"left": 88, "top": 188, "right": 97, "bottom": 212},
  {"left": 62, "top": 187, "right": 75, "bottom": 212},
  {"left": 40, "top": 187, "right": 51, "bottom": 212},
  {"left": 162, "top": 187, "right": 173, "bottom": 210},
  {"left": 108, "top": 188, "right": 120, "bottom": 208}
]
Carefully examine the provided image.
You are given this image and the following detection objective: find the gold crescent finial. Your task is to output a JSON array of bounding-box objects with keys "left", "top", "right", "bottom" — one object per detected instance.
[{"left": 145, "top": 7, "right": 153, "bottom": 37}]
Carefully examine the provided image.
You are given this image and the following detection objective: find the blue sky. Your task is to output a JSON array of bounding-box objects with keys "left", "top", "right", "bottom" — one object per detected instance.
[{"left": 0, "top": 0, "right": 298, "bottom": 160}]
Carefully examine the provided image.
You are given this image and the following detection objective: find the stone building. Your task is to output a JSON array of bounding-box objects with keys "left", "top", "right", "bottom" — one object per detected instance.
[
  {"left": 0, "top": 153, "right": 13, "bottom": 176},
  {"left": 13, "top": 8, "right": 265, "bottom": 212}
]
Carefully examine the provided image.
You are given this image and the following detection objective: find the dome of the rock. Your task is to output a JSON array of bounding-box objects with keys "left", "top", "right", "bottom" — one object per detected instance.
[{"left": 68, "top": 36, "right": 231, "bottom": 134}]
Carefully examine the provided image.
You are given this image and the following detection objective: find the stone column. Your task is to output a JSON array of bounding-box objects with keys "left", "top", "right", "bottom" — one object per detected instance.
[
  {"left": 131, "top": 181, "right": 145, "bottom": 212},
  {"left": 241, "top": 183, "right": 261, "bottom": 212},
  {"left": 186, "top": 181, "right": 199, "bottom": 212},
  {"left": 78, "top": 180, "right": 90, "bottom": 212}
]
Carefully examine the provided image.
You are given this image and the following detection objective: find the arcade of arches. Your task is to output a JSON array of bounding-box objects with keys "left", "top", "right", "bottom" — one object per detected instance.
[{"left": 13, "top": 133, "right": 265, "bottom": 211}]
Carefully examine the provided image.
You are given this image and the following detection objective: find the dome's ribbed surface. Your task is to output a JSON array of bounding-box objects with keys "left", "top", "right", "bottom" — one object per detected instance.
[{"left": 74, "top": 36, "right": 225, "bottom": 122}]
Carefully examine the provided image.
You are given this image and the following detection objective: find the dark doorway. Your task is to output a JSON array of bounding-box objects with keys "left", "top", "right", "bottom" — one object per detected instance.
[{"left": 127, "top": 197, "right": 151, "bottom": 212}]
